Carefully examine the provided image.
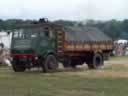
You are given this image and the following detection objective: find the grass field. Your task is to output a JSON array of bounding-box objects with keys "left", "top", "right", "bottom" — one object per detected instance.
[{"left": 0, "top": 56, "right": 128, "bottom": 96}]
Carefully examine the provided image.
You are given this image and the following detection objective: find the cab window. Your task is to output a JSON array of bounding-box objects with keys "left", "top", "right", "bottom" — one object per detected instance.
[
  {"left": 44, "top": 27, "right": 50, "bottom": 37},
  {"left": 43, "top": 27, "right": 55, "bottom": 39}
]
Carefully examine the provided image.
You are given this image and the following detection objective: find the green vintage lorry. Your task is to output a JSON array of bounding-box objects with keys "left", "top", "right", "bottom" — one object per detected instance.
[{"left": 11, "top": 19, "right": 113, "bottom": 72}]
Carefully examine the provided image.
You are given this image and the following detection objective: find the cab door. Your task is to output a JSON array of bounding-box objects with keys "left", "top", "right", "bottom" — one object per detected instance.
[{"left": 37, "top": 27, "right": 56, "bottom": 55}]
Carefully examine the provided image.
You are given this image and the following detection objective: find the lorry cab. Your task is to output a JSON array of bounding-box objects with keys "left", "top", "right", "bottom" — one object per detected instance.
[{"left": 11, "top": 22, "right": 60, "bottom": 72}]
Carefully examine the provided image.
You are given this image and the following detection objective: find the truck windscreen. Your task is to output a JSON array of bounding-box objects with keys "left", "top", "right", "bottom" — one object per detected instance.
[{"left": 13, "top": 28, "right": 45, "bottom": 39}]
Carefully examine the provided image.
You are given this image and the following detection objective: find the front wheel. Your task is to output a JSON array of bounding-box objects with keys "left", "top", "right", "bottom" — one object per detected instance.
[
  {"left": 12, "top": 60, "right": 26, "bottom": 72},
  {"left": 87, "top": 53, "right": 104, "bottom": 69},
  {"left": 42, "top": 55, "right": 58, "bottom": 73}
]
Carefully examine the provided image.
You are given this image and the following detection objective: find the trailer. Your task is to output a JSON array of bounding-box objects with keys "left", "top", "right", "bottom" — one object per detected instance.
[{"left": 10, "top": 19, "right": 113, "bottom": 72}]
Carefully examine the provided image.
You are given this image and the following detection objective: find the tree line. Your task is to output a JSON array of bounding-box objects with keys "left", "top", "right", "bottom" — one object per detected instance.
[
  {"left": 0, "top": 19, "right": 128, "bottom": 40},
  {"left": 54, "top": 19, "right": 128, "bottom": 40}
]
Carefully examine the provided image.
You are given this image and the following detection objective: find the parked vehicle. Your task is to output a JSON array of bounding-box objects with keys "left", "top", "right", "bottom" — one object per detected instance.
[{"left": 10, "top": 19, "right": 113, "bottom": 72}]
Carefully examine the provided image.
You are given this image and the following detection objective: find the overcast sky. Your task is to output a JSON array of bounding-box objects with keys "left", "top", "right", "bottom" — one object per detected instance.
[{"left": 0, "top": 0, "right": 127, "bottom": 21}]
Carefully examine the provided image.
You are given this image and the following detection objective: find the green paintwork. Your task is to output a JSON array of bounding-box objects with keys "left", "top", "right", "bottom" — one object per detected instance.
[{"left": 11, "top": 27, "right": 57, "bottom": 56}]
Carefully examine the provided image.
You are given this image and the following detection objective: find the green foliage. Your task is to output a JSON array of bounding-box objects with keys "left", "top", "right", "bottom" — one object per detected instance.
[
  {"left": 121, "top": 19, "right": 128, "bottom": 32},
  {"left": 102, "top": 20, "right": 122, "bottom": 39},
  {"left": 85, "top": 19, "right": 125, "bottom": 39},
  {"left": 0, "top": 19, "right": 33, "bottom": 30},
  {"left": 54, "top": 20, "right": 77, "bottom": 26},
  {"left": 0, "top": 18, "right": 128, "bottom": 39},
  {"left": 54, "top": 19, "right": 128, "bottom": 39}
]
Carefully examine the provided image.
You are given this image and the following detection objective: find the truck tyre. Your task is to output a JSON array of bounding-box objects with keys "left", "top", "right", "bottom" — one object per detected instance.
[
  {"left": 12, "top": 61, "right": 26, "bottom": 72},
  {"left": 87, "top": 53, "right": 103, "bottom": 69},
  {"left": 43, "top": 55, "right": 58, "bottom": 73}
]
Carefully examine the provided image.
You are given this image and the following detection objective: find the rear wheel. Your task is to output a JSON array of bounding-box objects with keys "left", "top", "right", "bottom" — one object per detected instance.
[
  {"left": 12, "top": 60, "right": 26, "bottom": 72},
  {"left": 42, "top": 55, "right": 58, "bottom": 73},
  {"left": 87, "top": 53, "right": 104, "bottom": 69}
]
